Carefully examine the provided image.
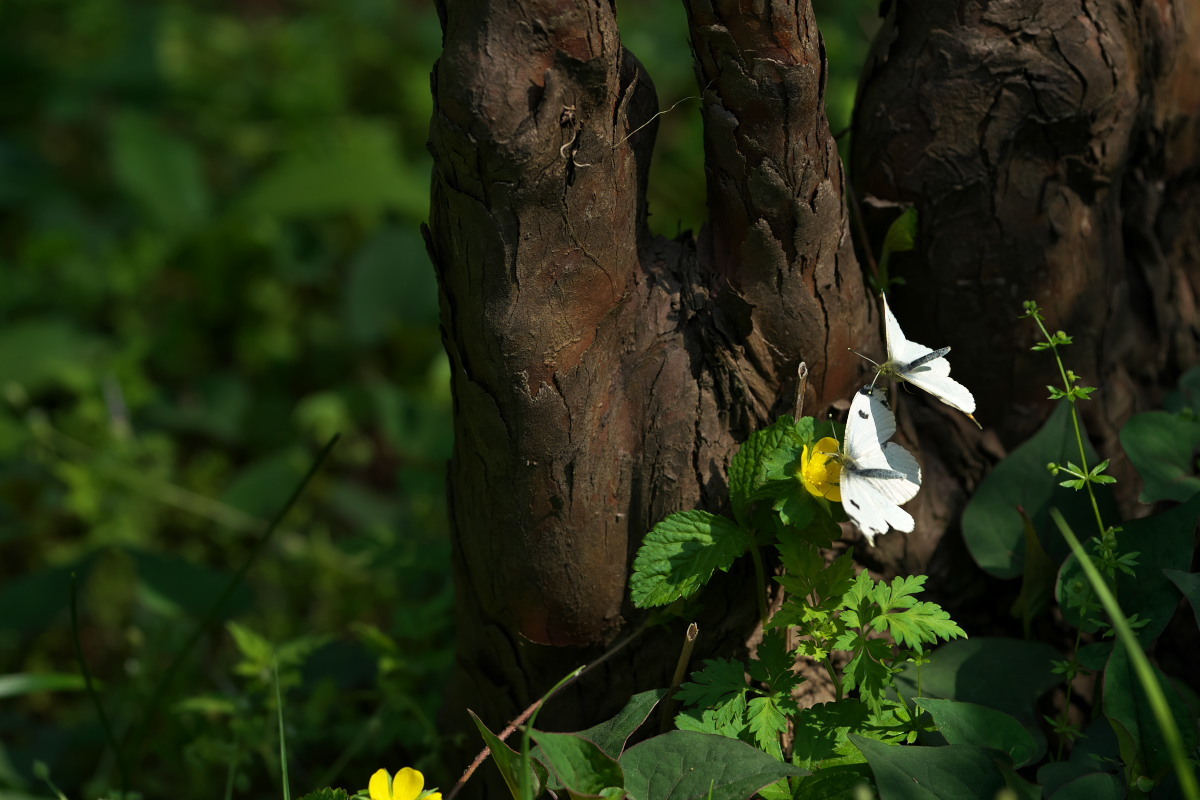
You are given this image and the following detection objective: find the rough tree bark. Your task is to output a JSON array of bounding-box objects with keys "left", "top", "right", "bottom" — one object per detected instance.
[
  {"left": 425, "top": 1, "right": 877, "bottom": 792},
  {"left": 852, "top": 0, "right": 1200, "bottom": 523},
  {"left": 424, "top": 0, "right": 1199, "bottom": 794}
]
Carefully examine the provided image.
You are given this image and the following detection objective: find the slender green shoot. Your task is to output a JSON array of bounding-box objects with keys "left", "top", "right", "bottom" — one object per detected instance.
[
  {"left": 1050, "top": 509, "right": 1199, "bottom": 800},
  {"left": 275, "top": 658, "right": 291, "bottom": 800},
  {"left": 124, "top": 434, "right": 340, "bottom": 765},
  {"left": 520, "top": 666, "right": 585, "bottom": 800},
  {"left": 70, "top": 572, "right": 130, "bottom": 793},
  {"left": 747, "top": 540, "right": 769, "bottom": 626}
]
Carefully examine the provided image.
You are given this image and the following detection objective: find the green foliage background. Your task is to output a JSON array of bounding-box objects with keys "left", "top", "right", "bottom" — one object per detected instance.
[{"left": 0, "top": 1, "right": 877, "bottom": 797}]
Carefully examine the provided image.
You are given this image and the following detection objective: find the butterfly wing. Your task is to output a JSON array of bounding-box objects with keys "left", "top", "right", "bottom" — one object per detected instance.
[
  {"left": 841, "top": 387, "right": 922, "bottom": 542},
  {"left": 881, "top": 293, "right": 977, "bottom": 417}
]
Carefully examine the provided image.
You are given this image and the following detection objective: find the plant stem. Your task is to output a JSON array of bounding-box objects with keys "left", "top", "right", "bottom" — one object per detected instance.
[{"left": 748, "top": 541, "right": 769, "bottom": 627}]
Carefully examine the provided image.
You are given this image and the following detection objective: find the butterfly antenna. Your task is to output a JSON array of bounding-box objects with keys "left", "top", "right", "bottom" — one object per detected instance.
[
  {"left": 966, "top": 412, "right": 983, "bottom": 430},
  {"left": 794, "top": 361, "right": 808, "bottom": 418}
]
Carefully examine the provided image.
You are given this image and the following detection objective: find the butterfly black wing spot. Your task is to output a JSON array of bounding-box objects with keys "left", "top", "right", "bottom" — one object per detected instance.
[
  {"left": 857, "top": 409, "right": 869, "bottom": 420},
  {"left": 848, "top": 499, "right": 861, "bottom": 510}
]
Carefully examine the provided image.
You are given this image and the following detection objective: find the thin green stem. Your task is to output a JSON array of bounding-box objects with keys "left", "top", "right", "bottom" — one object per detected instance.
[
  {"left": 747, "top": 541, "right": 769, "bottom": 627},
  {"left": 821, "top": 656, "right": 843, "bottom": 701},
  {"left": 1051, "top": 510, "right": 1199, "bottom": 800},
  {"left": 275, "top": 659, "right": 291, "bottom": 800},
  {"left": 70, "top": 573, "right": 131, "bottom": 795},
  {"left": 124, "top": 435, "right": 339, "bottom": 767}
]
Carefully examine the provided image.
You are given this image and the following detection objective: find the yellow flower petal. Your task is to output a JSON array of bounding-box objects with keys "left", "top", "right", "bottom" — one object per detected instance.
[
  {"left": 800, "top": 437, "right": 843, "bottom": 502},
  {"left": 369, "top": 769, "right": 393, "bottom": 800},
  {"left": 424, "top": 793, "right": 444, "bottom": 800},
  {"left": 393, "top": 767, "right": 425, "bottom": 800}
]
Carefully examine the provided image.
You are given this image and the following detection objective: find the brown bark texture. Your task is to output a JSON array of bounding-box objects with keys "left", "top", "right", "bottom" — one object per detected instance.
[
  {"left": 852, "top": 0, "right": 1200, "bottom": 532},
  {"left": 425, "top": 0, "right": 876, "bottom": 791}
]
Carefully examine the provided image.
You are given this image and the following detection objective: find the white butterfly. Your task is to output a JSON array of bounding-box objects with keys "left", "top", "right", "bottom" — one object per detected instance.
[
  {"left": 838, "top": 385, "right": 922, "bottom": 545},
  {"left": 878, "top": 293, "right": 979, "bottom": 426}
]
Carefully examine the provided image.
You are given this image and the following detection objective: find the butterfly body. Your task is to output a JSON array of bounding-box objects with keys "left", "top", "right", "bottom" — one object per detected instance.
[{"left": 838, "top": 386, "right": 922, "bottom": 544}]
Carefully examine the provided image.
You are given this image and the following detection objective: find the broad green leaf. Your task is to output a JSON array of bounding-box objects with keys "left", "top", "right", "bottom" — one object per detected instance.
[
  {"left": 1164, "top": 569, "right": 1200, "bottom": 628},
  {"left": 1044, "top": 771, "right": 1123, "bottom": 800},
  {"left": 237, "top": 119, "right": 425, "bottom": 219},
  {"left": 1010, "top": 507, "right": 1057, "bottom": 637},
  {"left": 573, "top": 689, "right": 668, "bottom": 759},
  {"left": 1113, "top": 495, "right": 1200, "bottom": 643},
  {"left": 852, "top": 736, "right": 1009, "bottom": 799},
  {"left": 529, "top": 730, "right": 623, "bottom": 797},
  {"left": 914, "top": 698, "right": 1036, "bottom": 768},
  {"left": 344, "top": 226, "right": 438, "bottom": 346},
  {"left": 0, "top": 558, "right": 93, "bottom": 636},
  {"left": 0, "top": 672, "right": 87, "bottom": 699},
  {"left": 0, "top": 318, "right": 109, "bottom": 395},
  {"left": 962, "top": 402, "right": 1114, "bottom": 578},
  {"left": 629, "top": 511, "right": 748, "bottom": 608},
  {"left": 1121, "top": 411, "right": 1200, "bottom": 503},
  {"left": 110, "top": 110, "right": 210, "bottom": 232},
  {"left": 1103, "top": 640, "right": 1198, "bottom": 786},
  {"left": 130, "top": 548, "right": 253, "bottom": 620},
  {"left": 620, "top": 731, "right": 804, "bottom": 800},
  {"left": 469, "top": 710, "right": 549, "bottom": 800},
  {"left": 793, "top": 765, "right": 873, "bottom": 800},
  {"left": 1057, "top": 495, "right": 1200, "bottom": 642},
  {"left": 728, "top": 416, "right": 804, "bottom": 525},
  {"left": 892, "top": 638, "right": 1060, "bottom": 728},
  {"left": 881, "top": 207, "right": 918, "bottom": 255}
]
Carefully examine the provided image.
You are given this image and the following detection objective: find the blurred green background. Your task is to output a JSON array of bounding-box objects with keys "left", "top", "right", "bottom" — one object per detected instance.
[{"left": 0, "top": 1, "right": 876, "bottom": 797}]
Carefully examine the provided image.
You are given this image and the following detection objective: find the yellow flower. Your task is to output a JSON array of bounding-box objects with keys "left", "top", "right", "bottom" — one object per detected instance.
[
  {"left": 369, "top": 768, "right": 442, "bottom": 800},
  {"left": 799, "top": 437, "right": 842, "bottom": 502}
]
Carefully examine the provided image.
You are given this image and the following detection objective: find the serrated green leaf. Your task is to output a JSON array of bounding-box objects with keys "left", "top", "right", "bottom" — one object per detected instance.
[
  {"left": 748, "top": 630, "right": 800, "bottom": 693},
  {"left": 873, "top": 601, "right": 966, "bottom": 654},
  {"left": 792, "top": 699, "right": 872, "bottom": 770},
  {"left": 620, "top": 731, "right": 805, "bottom": 800},
  {"left": 629, "top": 511, "right": 748, "bottom": 608},
  {"left": 675, "top": 658, "right": 748, "bottom": 726},
  {"left": 297, "top": 789, "right": 350, "bottom": 800},
  {"left": 728, "top": 417, "right": 804, "bottom": 524},
  {"left": 746, "top": 696, "right": 789, "bottom": 758}
]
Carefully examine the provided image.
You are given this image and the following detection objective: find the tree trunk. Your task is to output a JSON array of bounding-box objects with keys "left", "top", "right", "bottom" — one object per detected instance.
[
  {"left": 425, "top": 0, "right": 1200, "bottom": 794},
  {"left": 425, "top": 1, "right": 875, "bottom": 792}
]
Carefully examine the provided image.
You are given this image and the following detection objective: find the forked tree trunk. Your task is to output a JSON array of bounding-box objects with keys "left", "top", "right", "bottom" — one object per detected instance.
[{"left": 425, "top": 0, "right": 1199, "bottom": 794}]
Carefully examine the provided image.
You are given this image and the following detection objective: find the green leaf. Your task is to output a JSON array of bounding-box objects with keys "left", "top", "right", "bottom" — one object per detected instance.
[
  {"left": 873, "top": 600, "right": 966, "bottom": 654},
  {"left": 529, "top": 730, "right": 624, "bottom": 798},
  {"left": 620, "top": 731, "right": 805, "bottom": 800},
  {"left": 110, "top": 110, "right": 210, "bottom": 232},
  {"left": 629, "top": 511, "right": 748, "bottom": 608},
  {"left": 130, "top": 548, "right": 253, "bottom": 621},
  {"left": 469, "top": 710, "right": 549, "bottom": 800},
  {"left": 675, "top": 658, "right": 748, "bottom": 728},
  {"left": 728, "top": 417, "right": 804, "bottom": 525},
  {"left": 0, "top": 672, "right": 87, "bottom": 699},
  {"left": 1042, "top": 771, "right": 1123, "bottom": 800},
  {"left": 1010, "top": 507, "right": 1057, "bottom": 637},
  {"left": 237, "top": 118, "right": 426, "bottom": 219},
  {"left": 344, "top": 225, "right": 439, "bottom": 346},
  {"left": 1103, "top": 640, "right": 1198, "bottom": 786},
  {"left": 1121, "top": 410, "right": 1200, "bottom": 503},
  {"left": 747, "top": 630, "right": 801, "bottom": 694},
  {"left": 574, "top": 689, "right": 668, "bottom": 759},
  {"left": 297, "top": 789, "right": 350, "bottom": 800},
  {"left": 0, "top": 318, "right": 109, "bottom": 395},
  {"left": 1113, "top": 495, "right": 1200, "bottom": 643},
  {"left": 791, "top": 699, "right": 871, "bottom": 769},
  {"left": 1164, "top": 569, "right": 1200, "bottom": 629},
  {"left": 914, "top": 698, "right": 1036, "bottom": 768},
  {"left": 881, "top": 207, "right": 918, "bottom": 255},
  {"left": 852, "top": 736, "right": 1011, "bottom": 799},
  {"left": 892, "top": 638, "right": 1061, "bottom": 728},
  {"left": 745, "top": 696, "right": 789, "bottom": 759},
  {"left": 962, "top": 402, "right": 1115, "bottom": 578}
]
